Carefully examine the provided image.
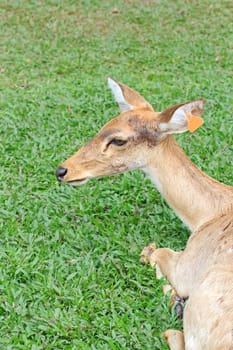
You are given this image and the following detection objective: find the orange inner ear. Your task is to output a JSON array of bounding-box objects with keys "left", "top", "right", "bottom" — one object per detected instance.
[{"left": 185, "top": 112, "right": 204, "bottom": 132}]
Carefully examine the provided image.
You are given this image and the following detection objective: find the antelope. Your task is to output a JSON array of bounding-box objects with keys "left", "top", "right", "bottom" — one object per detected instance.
[{"left": 56, "top": 78, "right": 233, "bottom": 349}]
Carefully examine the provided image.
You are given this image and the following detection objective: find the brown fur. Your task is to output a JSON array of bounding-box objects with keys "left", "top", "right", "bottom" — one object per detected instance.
[
  {"left": 57, "top": 79, "right": 233, "bottom": 349},
  {"left": 141, "top": 209, "right": 233, "bottom": 349}
]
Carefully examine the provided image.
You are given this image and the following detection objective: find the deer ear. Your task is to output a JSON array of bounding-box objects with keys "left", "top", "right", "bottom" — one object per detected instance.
[
  {"left": 158, "top": 99, "right": 204, "bottom": 134},
  {"left": 107, "top": 77, "right": 153, "bottom": 112}
]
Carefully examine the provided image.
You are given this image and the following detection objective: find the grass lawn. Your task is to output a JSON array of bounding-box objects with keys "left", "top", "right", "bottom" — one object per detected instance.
[{"left": 0, "top": 0, "right": 232, "bottom": 349}]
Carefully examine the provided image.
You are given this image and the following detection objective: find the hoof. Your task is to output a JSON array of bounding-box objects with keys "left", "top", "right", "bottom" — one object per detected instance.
[
  {"left": 171, "top": 294, "right": 187, "bottom": 320},
  {"left": 140, "top": 243, "right": 156, "bottom": 264}
]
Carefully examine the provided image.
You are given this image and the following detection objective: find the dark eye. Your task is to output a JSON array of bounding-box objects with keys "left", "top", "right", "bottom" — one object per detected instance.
[{"left": 109, "top": 139, "right": 128, "bottom": 147}]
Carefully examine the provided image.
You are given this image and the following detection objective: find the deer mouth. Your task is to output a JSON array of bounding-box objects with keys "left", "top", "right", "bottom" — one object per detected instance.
[{"left": 67, "top": 178, "right": 89, "bottom": 186}]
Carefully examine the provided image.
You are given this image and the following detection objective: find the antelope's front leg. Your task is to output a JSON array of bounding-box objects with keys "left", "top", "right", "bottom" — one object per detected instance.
[
  {"left": 140, "top": 243, "right": 186, "bottom": 316},
  {"left": 140, "top": 243, "right": 182, "bottom": 290},
  {"left": 164, "top": 330, "right": 185, "bottom": 350},
  {"left": 140, "top": 243, "right": 163, "bottom": 279},
  {"left": 140, "top": 244, "right": 185, "bottom": 349}
]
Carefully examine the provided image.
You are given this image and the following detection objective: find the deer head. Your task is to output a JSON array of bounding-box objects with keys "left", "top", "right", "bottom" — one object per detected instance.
[{"left": 56, "top": 78, "right": 204, "bottom": 186}]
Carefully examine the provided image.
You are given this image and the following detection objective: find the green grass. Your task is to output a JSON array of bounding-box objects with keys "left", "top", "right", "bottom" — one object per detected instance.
[{"left": 0, "top": 0, "right": 232, "bottom": 349}]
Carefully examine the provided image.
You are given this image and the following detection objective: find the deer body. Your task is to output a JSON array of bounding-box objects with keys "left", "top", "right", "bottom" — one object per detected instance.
[
  {"left": 57, "top": 78, "right": 233, "bottom": 349},
  {"left": 141, "top": 209, "right": 233, "bottom": 349}
]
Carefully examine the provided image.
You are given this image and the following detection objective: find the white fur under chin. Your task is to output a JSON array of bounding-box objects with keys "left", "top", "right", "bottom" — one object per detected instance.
[
  {"left": 67, "top": 178, "right": 90, "bottom": 186},
  {"left": 143, "top": 167, "right": 163, "bottom": 193},
  {"left": 143, "top": 167, "right": 189, "bottom": 227}
]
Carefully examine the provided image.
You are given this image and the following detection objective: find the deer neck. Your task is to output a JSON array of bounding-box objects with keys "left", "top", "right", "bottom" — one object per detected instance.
[{"left": 143, "top": 136, "right": 233, "bottom": 231}]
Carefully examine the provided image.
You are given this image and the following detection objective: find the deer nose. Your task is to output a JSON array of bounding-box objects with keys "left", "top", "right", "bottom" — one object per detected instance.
[{"left": 56, "top": 166, "right": 68, "bottom": 182}]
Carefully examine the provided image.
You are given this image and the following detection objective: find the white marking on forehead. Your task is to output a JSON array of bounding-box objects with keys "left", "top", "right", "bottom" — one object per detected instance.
[{"left": 108, "top": 77, "right": 133, "bottom": 112}]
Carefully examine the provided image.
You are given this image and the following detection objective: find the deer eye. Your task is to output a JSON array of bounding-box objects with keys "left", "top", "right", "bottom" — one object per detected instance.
[{"left": 108, "top": 138, "right": 128, "bottom": 147}]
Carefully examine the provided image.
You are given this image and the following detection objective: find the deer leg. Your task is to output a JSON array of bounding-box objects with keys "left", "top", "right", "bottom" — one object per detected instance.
[
  {"left": 163, "top": 330, "right": 185, "bottom": 350},
  {"left": 140, "top": 243, "right": 165, "bottom": 280},
  {"left": 140, "top": 243, "right": 184, "bottom": 314},
  {"left": 140, "top": 243, "right": 182, "bottom": 289}
]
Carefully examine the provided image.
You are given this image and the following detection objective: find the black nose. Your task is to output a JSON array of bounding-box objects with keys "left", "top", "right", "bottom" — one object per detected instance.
[{"left": 56, "top": 166, "right": 68, "bottom": 181}]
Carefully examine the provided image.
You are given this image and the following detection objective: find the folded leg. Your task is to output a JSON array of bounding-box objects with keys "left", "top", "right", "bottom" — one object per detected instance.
[
  {"left": 140, "top": 243, "right": 182, "bottom": 293},
  {"left": 164, "top": 330, "right": 185, "bottom": 350}
]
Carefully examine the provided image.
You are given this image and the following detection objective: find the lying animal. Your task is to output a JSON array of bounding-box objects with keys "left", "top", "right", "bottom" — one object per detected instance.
[
  {"left": 141, "top": 209, "right": 233, "bottom": 349},
  {"left": 56, "top": 78, "right": 233, "bottom": 349}
]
